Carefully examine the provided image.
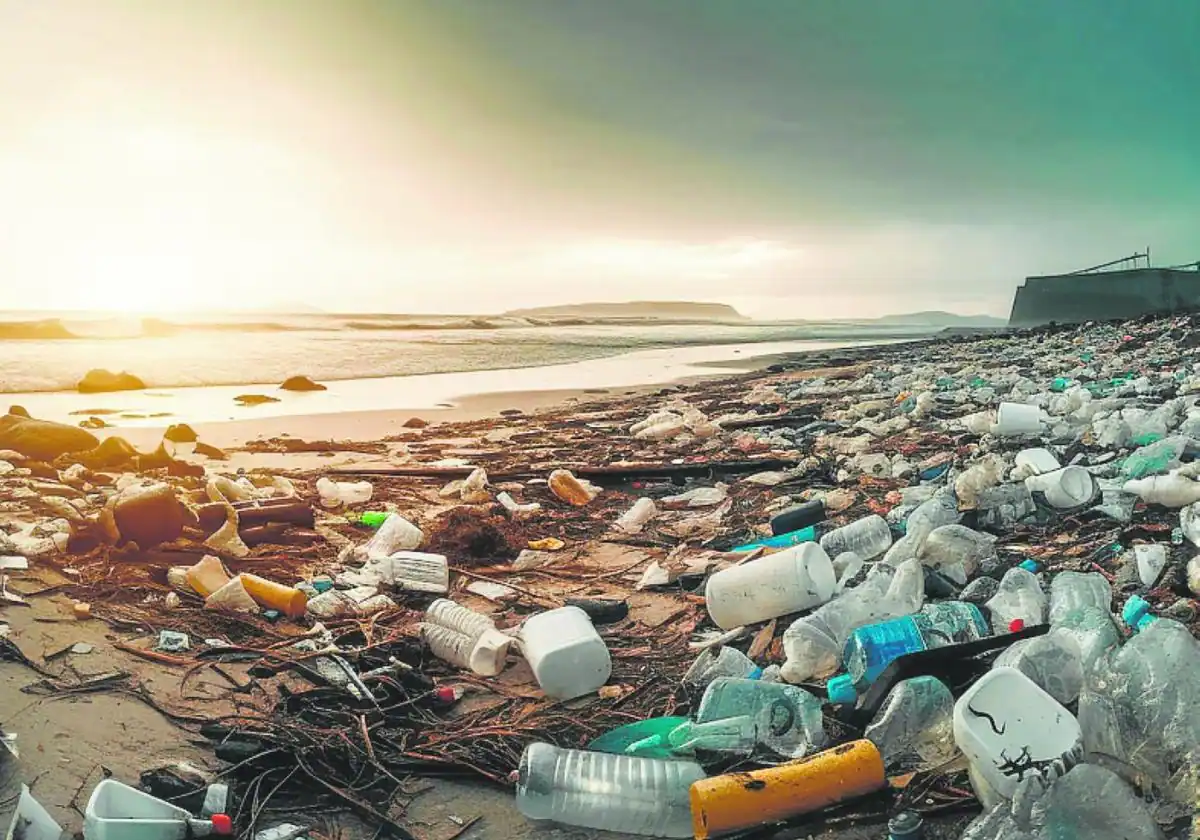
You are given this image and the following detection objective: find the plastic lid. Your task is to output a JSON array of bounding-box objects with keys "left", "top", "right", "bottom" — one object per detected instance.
[
  {"left": 1134, "top": 614, "right": 1158, "bottom": 633},
  {"left": 1008, "top": 618, "right": 1026, "bottom": 632},
  {"left": 827, "top": 674, "right": 857, "bottom": 705},
  {"left": 211, "top": 814, "right": 233, "bottom": 835}
]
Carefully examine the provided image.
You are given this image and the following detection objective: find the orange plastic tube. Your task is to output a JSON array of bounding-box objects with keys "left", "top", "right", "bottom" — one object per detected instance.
[
  {"left": 238, "top": 573, "right": 308, "bottom": 618},
  {"left": 690, "top": 740, "right": 886, "bottom": 839}
]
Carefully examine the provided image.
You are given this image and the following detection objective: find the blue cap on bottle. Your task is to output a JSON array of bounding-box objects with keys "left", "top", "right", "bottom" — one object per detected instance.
[
  {"left": 1121, "top": 595, "right": 1152, "bottom": 627},
  {"left": 1018, "top": 559, "right": 1040, "bottom": 573},
  {"left": 827, "top": 674, "right": 857, "bottom": 705}
]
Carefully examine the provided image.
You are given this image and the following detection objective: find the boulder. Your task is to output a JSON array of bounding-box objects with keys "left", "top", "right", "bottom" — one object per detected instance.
[
  {"left": 403, "top": 417, "right": 429, "bottom": 429},
  {"left": 7, "top": 405, "right": 30, "bottom": 418},
  {"left": 77, "top": 369, "right": 146, "bottom": 393},
  {"left": 280, "top": 375, "right": 327, "bottom": 392},
  {"left": 0, "top": 414, "right": 99, "bottom": 460},
  {"left": 194, "top": 441, "right": 229, "bottom": 460},
  {"left": 164, "top": 423, "right": 198, "bottom": 443},
  {"left": 79, "top": 416, "right": 112, "bottom": 429},
  {"left": 112, "top": 483, "right": 187, "bottom": 547}
]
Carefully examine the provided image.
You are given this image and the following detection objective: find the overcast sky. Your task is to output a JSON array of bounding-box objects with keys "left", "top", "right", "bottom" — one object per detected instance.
[{"left": 0, "top": 0, "right": 1196, "bottom": 317}]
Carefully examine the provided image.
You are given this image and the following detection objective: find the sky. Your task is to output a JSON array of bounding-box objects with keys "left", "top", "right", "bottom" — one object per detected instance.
[{"left": 0, "top": 0, "right": 1196, "bottom": 318}]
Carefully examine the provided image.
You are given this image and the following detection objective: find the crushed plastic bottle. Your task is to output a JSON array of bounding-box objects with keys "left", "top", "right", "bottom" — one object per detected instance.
[
  {"left": 1121, "top": 436, "right": 1186, "bottom": 479},
  {"left": 993, "top": 631, "right": 1085, "bottom": 705},
  {"left": 516, "top": 742, "right": 705, "bottom": 838},
  {"left": 919, "top": 524, "right": 997, "bottom": 579},
  {"left": 985, "top": 567, "right": 1047, "bottom": 632},
  {"left": 818, "top": 514, "right": 893, "bottom": 561},
  {"left": 315, "top": 477, "right": 373, "bottom": 509},
  {"left": 904, "top": 487, "right": 962, "bottom": 534},
  {"left": 692, "top": 677, "right": 826, "bottom": 759},
  {"left": 548, "top": 469, "right": 600, "bottom": 506},
  {"left": 683, "top": 646, "right": 759, "bottom": 689},
  {"left": 1048, "top": 571, "right": 1111, "bottom": 625},
  {"left": 613, "top": 498, "right": 658, "bottom": 534},
  {"left": 355, "top": 512, "right": 424, "bottom": 560},
  {"left": 781, "top": 558, "right": 925, "bottom": 683},
  {"left": 1123, "top": 473, "right": 1200, "bottom": 508},
  {"left": 975, "top": 483, "right": 1038, "bottom": 529},
  {"left": 863, "top": 676, "right": 958, "bottom": 773}
]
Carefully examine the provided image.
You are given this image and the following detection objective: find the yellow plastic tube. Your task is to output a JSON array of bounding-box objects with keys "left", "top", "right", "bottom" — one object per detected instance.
[
  {"left": 239, "top": 573, "right": 308, "bottom": 618},
  {"left": 690, "top": 739, "right": 886, "bottom": 839}
]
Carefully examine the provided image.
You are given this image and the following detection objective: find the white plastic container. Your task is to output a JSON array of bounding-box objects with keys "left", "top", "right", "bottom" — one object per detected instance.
[
  {"left": 315, "top": 477, "right": 373, "bottom": 509},
  {"left": 519, "top": 606, "right": 611, "bottom": 699},
  {"left": 992, "top": 403, "right": 1042, "bottom": 437},
  {"left": 516, "top": 742, "right": 704, "bottom": 837},
  {"left": 425, "top": 598, "right": 496, "bottom": 639},
  {"left": 953, "top": 667, "right": 1082, "bottom": 801},
  {"left": 84, "top": 779, "right": 196, "bottom": 840},
  {"left": 1014, "top": 447, "right": 1061, "bottom": 476},
  {"left": 705, "top": 543, "right": 837, "bottom": 629},
  {"left": 1024, "top": 466, "right": 1095, "bottom": 509},
  {"left": 360, "top": 513, "right": 423, "bottom": 558}
]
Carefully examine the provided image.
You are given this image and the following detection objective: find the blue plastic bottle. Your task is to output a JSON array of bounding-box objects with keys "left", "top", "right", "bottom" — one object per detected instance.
[{"left": 827, "top": 602, "right": 989, "bottom": 703}]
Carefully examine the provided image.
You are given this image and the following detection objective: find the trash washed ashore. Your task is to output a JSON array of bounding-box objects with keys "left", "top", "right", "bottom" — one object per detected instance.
[{"left": 2, "top": 312, "right": 1200, "bottom": 839}]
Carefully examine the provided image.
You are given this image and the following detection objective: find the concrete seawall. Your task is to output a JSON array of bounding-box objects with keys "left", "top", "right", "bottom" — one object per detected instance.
[{"left": 1009, "top": 267, "right": 1200, "bottom": 326}]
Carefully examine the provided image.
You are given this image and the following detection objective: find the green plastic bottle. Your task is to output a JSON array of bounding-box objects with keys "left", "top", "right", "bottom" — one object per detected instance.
[{"left": 352, "top": 511, "right": 390, "bottom": 528}]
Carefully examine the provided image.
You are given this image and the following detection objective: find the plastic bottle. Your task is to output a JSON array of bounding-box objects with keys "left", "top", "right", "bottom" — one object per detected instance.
[
  {"left": 357, "top": 513, "right": 424, "bottom": 559},
  {"left": 425, "top": 598, "right": 495, "bottom": 639},
  {"left": 985, "top": 567, "right": 1047, "bottom": 632},
  {"left": 548, "top": 469, "right": 598, "bottom": 506},
  {"left": 515, "top": 742, "right": 704, "bottom": 838},
  {"left": 613, "top": 498, "right": 658, "bottom": 534},
  {"left": 975, "top": 483, "right": 1037, "bottom": 529},
  {"left": 185, "top": 555, "right": 231, "bottom": 598},
  {"left": 770, "top": 500, "right": 825, "bottom": 535},
  {"left": 315, "top": 477, "right": 373, "bottom": 509},
  {"left": 239, "top": 574, "right": 308, "bottom": 618},
  {"left": 683, "top": 646, "right": 759, "bottom": 689},
  {"left": 919, "top": 524, "right": 997, "bottom": 578},
  {"left": 689, "top": 740, "right": 886, "bottom": 840},
  {"left": 905, "top": 487, "right": 962, "bottom": 534},
  {"left": 864, "top": 676, "right": 958, "bottom": 773},
  {"left": 519, "top": 606, "right": 611, "bottom": 699},
  {"left": 694, "top": 677, "right": 826, "bottom": 759},
  {"left": 704, "top": 542, "right": 837, "bottom": 629},
  {"left": 992, "top": 632, "right": 1085, "bottom": 705},
  {"left": 1123, "top": 473, "right": 1200, "bottom": 508},
  {"left": 827, "top": 602, "right": 989, "bottom": 703},
  {"left": 1048, "top": 571, "right": 1111, "bottom": 625},
  {"left": 781, "top": 558, "right": 925, "bottom": 683},
  {"left": 818, "top": 515, "right": 893, "bottom": 561},
  {"left": 497, "top": 492, "right": 541, "bottom": 517}
]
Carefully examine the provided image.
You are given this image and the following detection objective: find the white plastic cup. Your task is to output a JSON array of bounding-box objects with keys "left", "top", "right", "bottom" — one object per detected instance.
[
  {"left": 953, "top": 667, "right": 1082, "bottom": 801},
  {"left": 1014, "top": 448, "right": 1061, "bottom": 476},
  {"left": 1024, "top": 466, "right": 1095, "bottom": 509},
  {"left": 704, "top": 543, "right": 837, "bottom": 630},
  {"left": 992, "top": 403, "right": 1043, "bottom": 437},
  {"left": 519, "top": 606, "right": 612, "bottom": 699}
]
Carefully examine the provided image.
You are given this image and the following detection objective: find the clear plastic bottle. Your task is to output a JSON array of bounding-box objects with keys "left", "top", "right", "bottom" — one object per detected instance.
[
  {"left": 425, "top": 598, "right": 495, "bottom": 640},
  {"left": 864, "top": 676, "right": 958, "bottom": 773},
  {"left": 781, "top": 558, "right": 925, "bottom": 683},
  {"left": 985, "top": 567, "right": 1047, "bottom": 631},
  {"left": 828, "top": 602, "right": 989, "bottom": 702},
  {"left": 515, "top": 742, "right": 705, "bottom": 838},
  {"left": 683, "top": 646, "right": 759, "bottom": 689},
  {"left": 992, "top": 631, "right": 1085, "bottom": 705},
  {"left": 819, "top": 515, "right": 893, "bottom": 561},
  {"left": 975, "top": 484, "right": 1037, "bottom": 529},
  {"left": 905, "top": 487, "right": 962, "bottom": 534},
  {"left": 919, "top": 524, "right": 997, "bottom": 578},
  {"left": 694, "top": 677, "right": 826, "bottom": 759},
  {"left": 1048, "top": 571, "right": 1111, "bottom": 625},
  {"left": 356, "top": 513, "right": 424, "bottom": 560}
]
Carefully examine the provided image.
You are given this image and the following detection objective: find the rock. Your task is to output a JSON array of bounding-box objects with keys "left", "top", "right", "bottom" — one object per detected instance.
[
  {"left": 7, "top": 405, "right": 30, "bottom": 418},
  {"left": 79, "top": 416, "right": 111, "bottom": 429},
  {"left": 960, "top": 576, "right": 1001, "bottom": 604},
  {"left": 279, "top": 375, "right": 327, "bottom": 392},
  {"left": 1187, "top": 556, "right": 1200, "bottom": 596},
  {"left": 73, "top": 436, "right": 140, "bottom": 470},
  {"left": 194, "top": 441, "right": 229, "bottom": 460},
  {"left": 403, "top": 417, "right": 429, "bottom": 429},
  {"left": 1163, "top": 599, "right": 1197, "bottom": 622},
  {"left": 164, "top": 423, "right": 198, "bottom": 443},
  {"left": 112, "top": 483, "right": 187, "bottom": 547},
  {"left": 235, "top": 394, "right": 281, "bottom": 406},
  {"left": 0, "top": 414, "right": 99, "bottom": 460},
  {"left": 500, "top": 409, "right": 523, "bottom": 417},
  {"left": 77, "top": 369, "right": 146, "bottom": 393}
]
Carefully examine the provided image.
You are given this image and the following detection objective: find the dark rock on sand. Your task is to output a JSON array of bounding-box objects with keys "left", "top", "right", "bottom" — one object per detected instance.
[
  {"left": 0, "top": 414, "right": 99, "bottom": 460},
  {"left": 164, "top": 423, "right": 199, "bottom": 443},
  {"left": 194, "top": 441, "right": 229, "bottom": 460},
  {"left": 280, "top": 375, "right": 327, "bottom": 392},
  {"left": 79, "top": 416, "right": 112, "bottom": 430},
  {"left": 7, "top": 405, "right": 30, "bottom": 418},
  {"left": 77, "top": 369, "right": 147, "bottom": 393},
  {"left": 112, "top": 483, "right": 187, "bottom": 547},
  {"left": 235, "top": 394, "right": 281, "bottom": 406},
  {"left": 499, "top": 409, "right": 523, "bottom": 417},
  {"left": 71, "top": 436, "right": 140, "bottom": 470},
  {"left": 403, "top": 417, "right": 429, "bottom": 429}
]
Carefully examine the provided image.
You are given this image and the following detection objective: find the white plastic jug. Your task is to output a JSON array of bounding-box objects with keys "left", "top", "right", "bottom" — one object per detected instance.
[
  {"left": 705, "top": 543, "right": 837, "bottom": 630},
  {"left": 84, "top": 779, "right": 196, "bottom": 840},
  {"left": 519, "top": 606, "right": 611, "bottom": 699},
  {"left": 953, "top": 667, "right": 1082, "bottom": 802}
]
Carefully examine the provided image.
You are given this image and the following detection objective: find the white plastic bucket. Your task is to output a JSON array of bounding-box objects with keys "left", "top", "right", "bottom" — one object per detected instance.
[
  {"left": 1014, "top": 448, "right": 1061, "bottom": 476},
  {"left": 992, "top": 403, "right": 1042, "bottom": 437},
  {"left": 704, "top": 543, "right": 837, "bottom": 630},
  {"left": 1024, "top": 466, "right": 1095, "bottom": 509},
  {"left": 84, "top": 779, "right": 193, "bottom": 840},
  {"left": 953, "top": 667, "right": 1082, "bottom": 801},
  {"left": 519, "top": 606, "right": 611, "bottom": 700}
]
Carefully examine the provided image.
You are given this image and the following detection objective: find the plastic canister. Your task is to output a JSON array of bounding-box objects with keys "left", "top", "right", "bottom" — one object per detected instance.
[
  {"left": 704, "top": 543, "right": 837, "bottom": 630},
  {"left": 84, "top": 779, "right": 196, "bottom": 840},
  {"left": 952, "top": 667, "right": 1082, "bottom": 801},
  {"left": 689, "top": 739, "right": 886, "bottom": 839},
  {"left": 519, "top": 606, "right": 611, "bottom": 699},
  {"left": 992, "top": 403, "right": 1042, "bottom": 437},
  {"left": 1024, "top": 466, "right": 1095, "bottom": 509}
]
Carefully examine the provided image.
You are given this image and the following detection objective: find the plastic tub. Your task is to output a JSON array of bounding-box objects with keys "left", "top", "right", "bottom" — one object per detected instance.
[
  {"left": 992, "top": 403, "right": 1042, "bottom": 437},
  {"left": 952, "top": 667, "right": 1082, "bottom": 801},
  {"left": 1024, "top": 466, "right": 1095, "bottom": 509},
  {"left": 84, "top": 779, "right": 194, "bottom": 840},
  {"left": 519, "top": 606, "right": 611, "bottom": 699},
  {"left": 705, "top": 543, "right": 837, "bottom": 630}
]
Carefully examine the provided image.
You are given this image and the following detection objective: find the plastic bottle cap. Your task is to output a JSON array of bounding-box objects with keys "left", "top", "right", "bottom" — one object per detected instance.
[
  {"left": 827, "top": 674, "right": 857, "bottom": 705},
  {"left": 1134, "top": 614, "right": 1157, "bottom": 633},
  {"left": 211, "top": 814, "right": 233, "bottom": 835},
  {"left": 1121, "top": 595, "right": 1152, "bottom": 626},
  {"left": 746, "top": 666, "right": 763, "bottom": 680},
  {"left": 1018, "top": 559, "right": 1039, "bottom": 573},
  {"left": 1008, "top": 618, "right": 1025, "bottom": 632},
  {"left": 435, "top": 686, "right": 458, "bottom": 703}
]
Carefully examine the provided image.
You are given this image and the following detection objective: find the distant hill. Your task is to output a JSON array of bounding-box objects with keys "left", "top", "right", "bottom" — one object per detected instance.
[
  {"left": 867, "top": 311, "right": 1007, "bottom": 327},
  {"left": 505, "top": 301, "right": 747, "bottom": 321}
]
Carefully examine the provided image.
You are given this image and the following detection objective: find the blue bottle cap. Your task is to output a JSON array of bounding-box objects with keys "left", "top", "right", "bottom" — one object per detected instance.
[
  {"left": 827, "top": 674, "right": 857, "bottom": 705},
  {"left": 1018, "top": 559, "right": 1039, "bottom": 573},
  {"left": 747, "top": 666, "right": 763, "bottom": 680},
  {"left": 1134, "top": 613, "right": 1158, "bottom": 633},
  {"left": 1121, "top": 595, "right": 1151, "bottom": 627}
]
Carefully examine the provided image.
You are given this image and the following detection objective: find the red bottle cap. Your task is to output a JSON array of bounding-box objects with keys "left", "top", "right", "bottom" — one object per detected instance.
[
  {"left": 435, "top": 685, "right": 458, "bottom": 703},
  {"left": 211, "top": 814, "right": 233, "bottom": 835},
  {"left": 1009, "top": 618, "right": 1025, "bottom": 632}
]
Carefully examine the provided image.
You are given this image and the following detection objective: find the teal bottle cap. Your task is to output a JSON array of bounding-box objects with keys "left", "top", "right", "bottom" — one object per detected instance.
[{"left": 827, "top": 674, "right": 857, "bottom": 705}]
